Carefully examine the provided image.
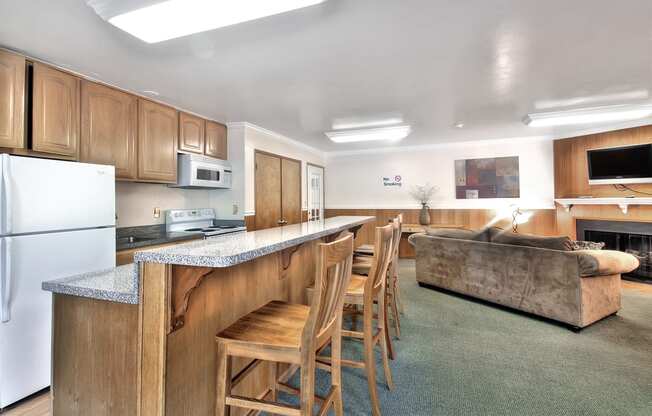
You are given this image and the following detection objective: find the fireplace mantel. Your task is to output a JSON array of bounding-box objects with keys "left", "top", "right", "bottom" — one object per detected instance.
[{"left": 555, "top": 197, "right": 652, "bottom": 215}]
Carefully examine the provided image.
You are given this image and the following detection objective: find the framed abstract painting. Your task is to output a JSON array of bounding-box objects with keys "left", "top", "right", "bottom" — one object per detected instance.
[{"left": 455, "top": 156, "right": 520, "bottom": 199}]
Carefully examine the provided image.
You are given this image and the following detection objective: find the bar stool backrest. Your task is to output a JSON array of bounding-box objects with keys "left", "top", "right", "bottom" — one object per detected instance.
[
  {"left": 305, "top": 232, "right": 355, "bottom": 345},
  {"left": 366, "top": 224, "right": 394, "bottom": 295}
]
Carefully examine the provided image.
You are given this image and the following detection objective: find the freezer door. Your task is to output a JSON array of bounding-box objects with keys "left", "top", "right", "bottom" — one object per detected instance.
[
  {"left": 0, "top": 154, "right": 115, "bottom": 236},
  {"left": 0, "top": 227, "right": 115, "bottom": 408}
]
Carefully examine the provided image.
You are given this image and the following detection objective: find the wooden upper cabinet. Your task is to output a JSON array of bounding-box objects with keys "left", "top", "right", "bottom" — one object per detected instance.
[
  {"left": 0, "top": 50, "right": 25, "bottom": 149},
  {"left": 178, "top": 112, "right": 205, "bottom": 154},
  {"left": 32, "top": 63, "right": 80, "bottom": 157},
  {"left": 205, "top": 120, "right": 227, "bottom": 160},
  {"left": 81, "top": 81, "right": 138, "bottom": 179},
  {"left": 138, "top": 99, "right": 178, "bottom": 183}
]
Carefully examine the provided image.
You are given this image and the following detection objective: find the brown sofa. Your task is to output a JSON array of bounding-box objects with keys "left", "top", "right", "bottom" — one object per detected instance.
[{"left": 409, "top": 228, "right": 639, "bottom": 329}]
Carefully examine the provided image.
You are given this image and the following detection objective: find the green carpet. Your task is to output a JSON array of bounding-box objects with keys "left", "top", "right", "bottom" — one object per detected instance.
[{"left": 276, "top": 260, "right": 652, "bottom": 415}]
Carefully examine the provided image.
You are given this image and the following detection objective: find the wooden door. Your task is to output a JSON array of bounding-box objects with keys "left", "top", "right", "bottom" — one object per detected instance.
[
  {"left": 205, "top": 120, "right": 227, "bottom": 159},
  {"left": 32, "top": 63, "right": 80, "bottom": 157},
  {"left": 81, "top": 81, "right": 137, "bottom": 179},
  {"left": 179, "top": 112, "right": 205, "bottom": 154},
  {"left": 138, "top": 99, "right": 178, "bottom": 183},
  {"left": 254, "top": 152, "right": 282, "bottom": 230},
  {"left": 281, "top": 158, "right": 302, "bottom": 225},
  {"left": 0, "top": 50, "right": 25, "bottom": 149}
]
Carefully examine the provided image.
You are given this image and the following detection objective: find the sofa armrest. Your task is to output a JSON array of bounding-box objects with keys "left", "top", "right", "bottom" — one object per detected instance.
[{"left": 575, "top": 250, "right": 640, "bottom": 277}]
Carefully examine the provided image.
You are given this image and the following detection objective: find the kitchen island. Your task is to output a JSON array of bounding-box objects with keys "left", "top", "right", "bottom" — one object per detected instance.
[{"left": 43, "top": 216, "right": 374, "bottom": 416}]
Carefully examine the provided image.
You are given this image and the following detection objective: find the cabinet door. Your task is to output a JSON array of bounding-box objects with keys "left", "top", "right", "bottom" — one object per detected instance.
[
  {"left": 254, "top": 152, "right": 282, "bottom": 230},
  {"left": 178, "top": 112, "right": 205, "bottom": 154},
  {"left": 138, "top": 99, "right": 178, "bottom": 183},
  {"left": 81, "top": 81, "right": 137, "bottom": 179},
  {"left": 0, "top": 50, "right": 25, "bottom": 149},
  {"left": 32, "top": 63, "right": 80, "bottom": 157},
  {"left": 281, "top": 158, "right": 302, "bottom": 225},
  {"left": 205, "top": 120, "right": 227, "bottom": 159}
]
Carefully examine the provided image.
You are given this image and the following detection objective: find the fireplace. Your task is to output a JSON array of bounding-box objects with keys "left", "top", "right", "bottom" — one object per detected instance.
[{"left": 576, "top": 220, "right": 652, "bottom": 284}]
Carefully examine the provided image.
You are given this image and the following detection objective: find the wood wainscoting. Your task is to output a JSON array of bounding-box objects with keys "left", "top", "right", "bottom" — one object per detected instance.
[
  {"left": 554, "top": 125, "right": 652, "bottom": 198},
  {"left": 553, "top": 124, "right": 652, "bottom": 237},
  {"left": 325, "top": 208, "right": 559, "bottom": 258}
]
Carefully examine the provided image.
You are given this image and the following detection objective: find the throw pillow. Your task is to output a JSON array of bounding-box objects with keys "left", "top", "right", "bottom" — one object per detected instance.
[
  {"left": 491, "top": 232, "right": 574, "bottom": 251},
  {"left": 571, "top": 240, "right": 606, "bottom": 251}
]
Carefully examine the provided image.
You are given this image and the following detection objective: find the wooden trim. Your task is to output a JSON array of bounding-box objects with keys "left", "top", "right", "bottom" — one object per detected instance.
[{"left": 139, "top": 262, "right": 171, "bottom": 416}]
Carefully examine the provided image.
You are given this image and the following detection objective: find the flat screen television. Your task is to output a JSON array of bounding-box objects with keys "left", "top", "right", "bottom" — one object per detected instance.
[{"left": 587, "top": 143, "right": 652, "bottom": 185}]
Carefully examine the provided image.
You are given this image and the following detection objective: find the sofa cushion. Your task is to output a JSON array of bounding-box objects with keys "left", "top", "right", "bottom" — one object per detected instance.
[
  {"left": 491, "top": 231, "right": 573, "bottom": 251},
  {"left": 575, "top": 250, "right": 640, "bottom": 277},
  {"left": 425, "top": 227, "right": 489, "bottom": 242}
]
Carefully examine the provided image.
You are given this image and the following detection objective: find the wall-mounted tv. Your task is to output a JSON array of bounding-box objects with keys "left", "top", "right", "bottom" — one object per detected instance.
[{"left": 587, "top": 143, "right": 652, "bottom": 185}]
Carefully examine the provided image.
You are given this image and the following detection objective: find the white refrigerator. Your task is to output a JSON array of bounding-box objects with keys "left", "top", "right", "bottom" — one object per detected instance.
[{"left": 0, "top": 154, "right": 116, "bottom": 409}]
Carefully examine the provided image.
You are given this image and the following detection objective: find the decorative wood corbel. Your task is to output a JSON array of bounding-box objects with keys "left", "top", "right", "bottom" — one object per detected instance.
[
  {"left": 169, "top": 265, "right": 214, "bottom": 332},
  {"left": 280, "top": 244, "right": 303, "bottom": 272}
]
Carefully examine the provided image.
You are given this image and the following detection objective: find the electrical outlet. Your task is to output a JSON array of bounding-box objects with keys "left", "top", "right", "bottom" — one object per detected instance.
[
  {"left": 153, "top": 207, "right": 161, "bottom": 218},
  {"left": 232, "top": 203, "right": 239, "bottom": 215}
]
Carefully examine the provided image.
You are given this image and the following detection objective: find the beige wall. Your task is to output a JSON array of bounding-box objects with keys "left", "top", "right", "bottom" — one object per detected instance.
[{"left": 115, "top": 182, "right": 212, "bottom": 228}]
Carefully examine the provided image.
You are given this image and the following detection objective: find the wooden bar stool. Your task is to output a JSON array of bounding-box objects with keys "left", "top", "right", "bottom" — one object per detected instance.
[
  {"left": 309, "top": 223, "right": 395, "bottom": 416},
  {"left": 353, "top": 215, "right": 403, "bottom": 352},
  {"left": 215, "top": 233, "right": 354, "bottom": 416}
]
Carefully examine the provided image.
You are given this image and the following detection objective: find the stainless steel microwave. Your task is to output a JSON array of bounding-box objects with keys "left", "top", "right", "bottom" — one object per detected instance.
[{"left": 170, "top": 153, "right": 232, "bottom": 189}]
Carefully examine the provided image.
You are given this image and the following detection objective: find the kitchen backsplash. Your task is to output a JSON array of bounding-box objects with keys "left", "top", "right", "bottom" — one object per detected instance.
[{"left": 115, "top": 182, "right": 212, "bottom": 228}]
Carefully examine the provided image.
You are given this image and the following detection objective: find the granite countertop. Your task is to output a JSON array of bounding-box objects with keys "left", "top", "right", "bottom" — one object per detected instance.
[
  {"left": 135, "top": 216, "right": 375, "bottom": 268},
  {"left": 116, "top": 224, "right": 203, "bottom": 251},
  {"left": 42, "top": 264, "right": 139, "bottom": 304},
  {"left": 42, "top": 216, "right": 374, "bottom": 304}
]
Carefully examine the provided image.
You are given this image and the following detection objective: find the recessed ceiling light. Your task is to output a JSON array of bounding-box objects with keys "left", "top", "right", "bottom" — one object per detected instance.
[
  {"left": 108, "top": 0, "right": 327, "bottom": 43},
  {"left": 524, "top": 104, "right": 652, "bottom": 127},
  {"left": 454, "top": 122, "right": 465, "bottom": 129},
  {"left": 142, "top": 90, "right": 160, "bottom": 96},
  {"left": 326, "top": 125, "right": 412, "bottom": 144}
]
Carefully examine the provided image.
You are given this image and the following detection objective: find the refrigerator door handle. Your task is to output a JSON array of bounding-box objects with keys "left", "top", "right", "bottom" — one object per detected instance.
[
  {"left": 1, "top": 154, "right": 12, "bottom": 235},
  {"left": 1, "top": 237, "right": 11, "bottom": 323}
]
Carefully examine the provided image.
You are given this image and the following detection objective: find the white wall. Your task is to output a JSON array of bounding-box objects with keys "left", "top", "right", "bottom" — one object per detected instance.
[
  {"left": 209, "top": 125, "right": 246, "bottom": 220},
  {"left": 325, "top": 137, "right": 555, "bottom": 210},
  {"left": 239, "top": 123, "right": 326, "bottom": 215}
]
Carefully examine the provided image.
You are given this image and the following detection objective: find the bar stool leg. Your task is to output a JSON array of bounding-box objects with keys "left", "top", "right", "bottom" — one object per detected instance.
[
  {"left": 363, "top": 304, "right": 382, "bottom": 416},
  {"left": 300, "top": 352, "right": 316, "bottom": 416},
  {"left": 383, "top": 294, "right": 396, "bottom": 360},
  {"left": 215, "top": 343, "right": 232, "bottom": 416},
  {"left": 390, "top": 289, "right": 401, "bottom": 338},
  {"left": 332, "top": 316, "right": 345, "bottom": 416},
  {"left": 269, "top": 361, "right": 278, "bottom": 402},
  {"left": 378, "top": 290, "right": 394, "bottom": 390}
]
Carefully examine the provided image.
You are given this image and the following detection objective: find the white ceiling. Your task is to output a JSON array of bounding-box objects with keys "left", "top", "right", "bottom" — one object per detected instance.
[{"left": 1, "top": 0, "right": 651, "bottom": 152}]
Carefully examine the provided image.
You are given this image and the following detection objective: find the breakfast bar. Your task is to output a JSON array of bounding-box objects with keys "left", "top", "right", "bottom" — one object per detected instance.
[{"left": 43, "top": 216, "right": 374, "bottom": 416}]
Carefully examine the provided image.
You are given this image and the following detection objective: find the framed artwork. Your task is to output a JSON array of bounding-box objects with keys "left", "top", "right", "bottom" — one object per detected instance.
[{"left": 455, "top": 156, "right": 520, "bottom": 199}]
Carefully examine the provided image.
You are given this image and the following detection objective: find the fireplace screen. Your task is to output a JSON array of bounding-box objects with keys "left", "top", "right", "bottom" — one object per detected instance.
[{"left": 585, "top": 230, "right": 652, "bottom": 282}]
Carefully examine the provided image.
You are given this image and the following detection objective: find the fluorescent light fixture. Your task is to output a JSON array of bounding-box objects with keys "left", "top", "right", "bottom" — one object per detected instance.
[
  {"left": 108, "top": 0, "right": 327, "bottom": 43},
  {"left": 332, "top": 117, "right": 404, "bottom": 130},
  {"left": 524, "top": 104, "right": 652, "bottom": 127},
  {"left": 326, "top": 125, "right": 412, "bottom": 144}
]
